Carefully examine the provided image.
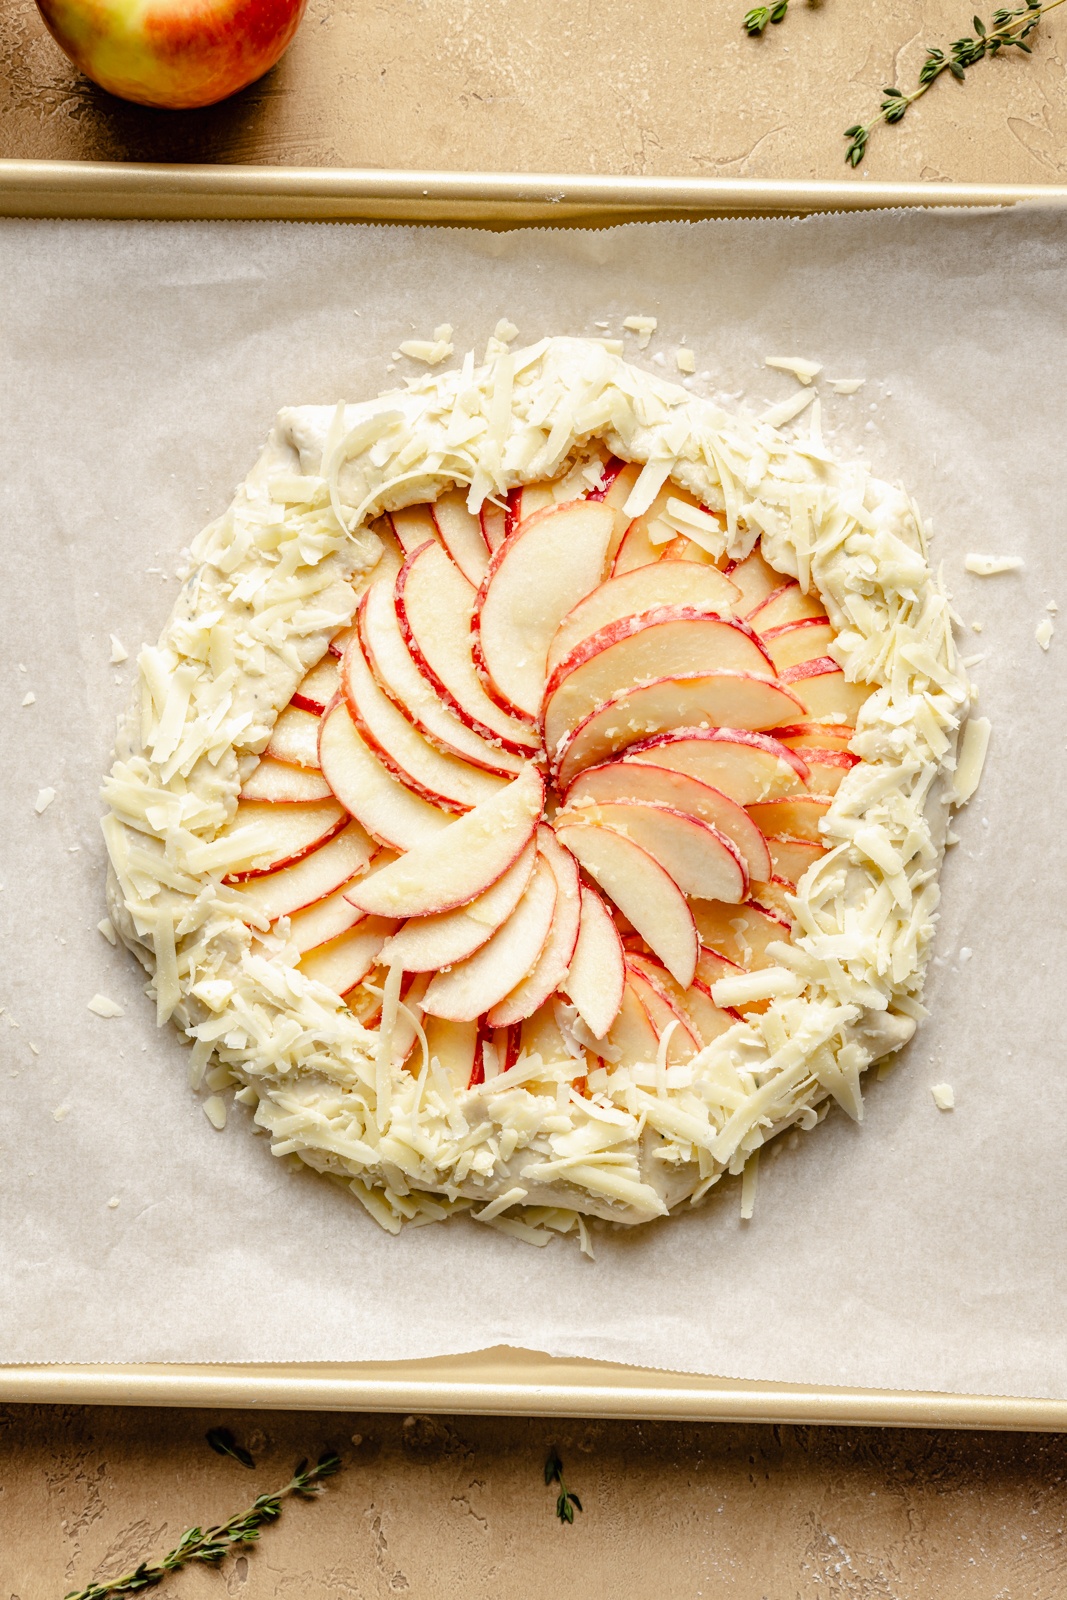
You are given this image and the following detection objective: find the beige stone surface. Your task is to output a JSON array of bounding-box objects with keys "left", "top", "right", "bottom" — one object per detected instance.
[
  {"left": 5, "top": 1401, "right": 1067, "bottom": 1598},
  {"left": 3, "top": 0, "right": 1067, "bottom": 180}
]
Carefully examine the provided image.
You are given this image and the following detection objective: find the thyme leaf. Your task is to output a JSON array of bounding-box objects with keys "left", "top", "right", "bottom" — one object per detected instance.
[
  {"left": 205, "top": 1426, "right": 255, "bottom": 1469},
  {"left": 743, "top": 0, "right": 791, "bottom": 35},
  {"left": 544, "top": 1446, "right": 583, "bottom": 1525}
]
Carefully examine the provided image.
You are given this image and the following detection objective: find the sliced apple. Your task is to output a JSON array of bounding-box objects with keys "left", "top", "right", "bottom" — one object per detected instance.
[
  {"left": 696, "top": 943, "right": 746, "bottom": 990},
  {"left": 561, "top": 884, "right": 625, "bottom": 1039},
  {"left": 564, "top": 760, "right": 772, "bottom": 881},
  {"left": 285, "top": 874, "right": 373, "bottom": 955},
  {"left": 473, "top": 499, "right": 617, "bottom": 721},
  {"left": 544, "top": 610, "right": 774, "bottom": 756},
  {"left": 318, "top": 698, "right": 453, "bottom": 852},
  {"left": 512, "top": 483, "right": 556, "bottom": 525},
  {"left": 612, "top": 482, "right": 717, "bottom": 576},
  {"left": 227, "top": 821, "right": 376, "bottom": 923},
  {"left": 553, "top": 818, "right": 698, "bottom": 989},
  {"left": 726, "top": 544, "right": 786, "bottom": 613},
  {"left": 480, "top": 500, "right": 508, "bottom": 552},
  {"left": 747, "top": 580, "right": 828, "bottom": 632},
  {"left": 554, "top": 674, "right": 804, "bottom": 789},
  {"left": 623, "top": 728, "right": 809, "bottom": 805},
  {"left": 342, "top": 630, "right": 506, "bottom": 812},
  {"left": 424, "top": 1014, "right": 479, "bottom": 1090},
  {"left": 298, "top": 916, "right": 399, "bottom": 997},
  {"left": 761, "top": 618, "right": 836, "bottom": 672},
  {"left": 388, "top": 503, "right": 440, "bottom": 553},
  {"left": 624, "top": 961, "right": 700, "bottom": 1063},
  {"left": 241, "top": 755, "right": 332, "bottom": 804},
  {"left": 423, "top": 855, "right": 557, "bottom": 1022},
  {"left": 547, "top": 562, "right": 741, "bottom": 677},
  {"left": 775, "top": 722, "right": 856, "bottom": 753},
  {"left": 627, "top": 953, "right": 737, "bottom": 1054},
  {"left": 562, "top": 801, "right": 747, "bottom": 903},
  {"left": 804, "top": 749, "right": 860, "bottom": 795},
  {"left": 329, "top": 521, "right": 405, "bottom": 660},
  {"left": 779, "top": 658, "right": 870, "bottom": 723},
  {"left": 346, "top": 765, "right": 544, "bottom": 919},
  {"left": 221, "top": 799, "right": 348, "bottom": 882},
  {"left": 588, "top": 459, "right": 643, "bottom": 566},
  {"left": 266, "top": 704, "right": 322, "bottom": 770},
  {"left": 603, "top": 978, "right": 662, "bottom": 1068},
  {"left": 488, "top": 827, "right": 582, "bottom": 1026},
  {"left": 378, "top": 838, "right": 537, "bottom": 972},
  {"left": 390, "top": 972, "right": 433, "bottom": 1070},
  {"left": 747, "top": 795, "right": 832, "bottom": 843},
  {"left": 358, "top": 579, "right": 524, "bottom": 778},
  {"left": 692, "top": 900, "right": 790, "bottom": 971},
  {"left": 766, "top": 834, "right": 826, "bottom": 885},
  {"left": 291, "top": 654, "right": 341, "bottom": 716},
  {"left": 395, "top": 540, "right": 539, "bottom": 755},
  {"left": 432, "top": 488, "right": 491, "bottom": 587},
  {"left": 748, "top": 878, "right": 795, "bottom": 920}
]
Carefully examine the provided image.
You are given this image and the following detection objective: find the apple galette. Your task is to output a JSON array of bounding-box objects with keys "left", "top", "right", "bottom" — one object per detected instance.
[{"left": 102, "top": 335, "right": 976, "bottom": 1242}]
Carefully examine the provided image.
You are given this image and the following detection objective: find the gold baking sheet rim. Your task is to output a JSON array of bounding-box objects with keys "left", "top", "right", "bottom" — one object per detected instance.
[
  {"left": 3, "top": 161, "right": 1067, "bottom": 224},
  {"left": 2, "top": 1351, "right": 1066, "bottom": 1430},
  {"left": 5, "top": 162, "right": 1065, "bottom": 1431}
]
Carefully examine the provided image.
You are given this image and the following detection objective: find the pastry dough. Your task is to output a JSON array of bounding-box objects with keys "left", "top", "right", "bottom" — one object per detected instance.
[{"left": 102, "top": 336, "right": 975, "bottom": 1241}]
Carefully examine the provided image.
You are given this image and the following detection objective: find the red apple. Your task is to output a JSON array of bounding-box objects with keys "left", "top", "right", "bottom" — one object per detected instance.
[{"left": 35, "top": 0, "right": 308, "bottom": 111}]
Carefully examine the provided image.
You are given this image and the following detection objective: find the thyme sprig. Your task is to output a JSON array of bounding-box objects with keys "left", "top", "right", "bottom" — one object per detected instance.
[
  {"left": 544, "top": 1447, "right": 583, "bottom": 1525},
  {"left": 64, "top": 1451, "right": 341, "bottom": 1600},
  {"left": 743, "top": 1, "right": 790, "bottom": 36},
  {"left": 844, "top": 0, "right": 1066, "bottom": 164}
]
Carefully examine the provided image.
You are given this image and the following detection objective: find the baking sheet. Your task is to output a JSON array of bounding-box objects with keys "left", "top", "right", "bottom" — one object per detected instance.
[{"left": 2, "top": 207, "right": 1064, "bottom": 1397}]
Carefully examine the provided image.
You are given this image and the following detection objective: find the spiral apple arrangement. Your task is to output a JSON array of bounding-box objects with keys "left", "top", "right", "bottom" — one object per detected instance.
[{"left": 226, "top": 456, "right": 867, "bottom": 1088}]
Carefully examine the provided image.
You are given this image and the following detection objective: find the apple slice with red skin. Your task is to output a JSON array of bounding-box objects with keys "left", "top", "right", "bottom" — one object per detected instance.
[
  {"left": 488, "top": 826, "right": 582, "bottom": 1026},
  {"left": 342, "top": 629, "right": 506, "bottom": 812},
  {"left": 564, "top": 759, "right": 772, "bottom": 882},
  {"left": 553, "top": 818, "right": 698, "bottom": 989},
  {"left": 725, "top": 545, "right": 786, "bottom": 614},
  {"left": 779, "top": 658, "right": 870, "bottom": 723},
  {"left": 266, "top": 704, "right": 322, "bottom": 770},
  {"left": 591, "top": 461, "right": 644, "bottom": 567},
  {"left": 298, "top": 915, "right": 400, "bottom": 997},
  {"left": 359, "top": 580, "right": 524, "bottom": 778},
  {"left": 560, "top": 801, "right": 747, "bottom": 903},
  {"left": 547, "top": 562, "right": 741, "bottom": 677},
  {"left": 586, "top": 456, "right": 630, "bottom": 503},
  {"left": 748, "top": 877, "right": 796, "bottom": 921},
  {"left": 424, "top": 1014, "right": 480, "bottom": 1089},
  {"left": 692, "top": 899, "right": 791, "bottom": 971},
  {"left": 747, "top": 581, "right": 828, "bottom": 632},
  {"left": 241, "top": 755, "right": 332, "bottom": 804},
  {"left": 378, "top": 838, "right": 537, "bottom": 972},
  {"left": 561, "top": 884, "right": 626, "bottom": 1039},
  {"left": 519, "top": 1003, "right": 584, "bottom": 1079},
  {"left": 318, "top": 698, "right": 453, "bottom": 852},
  {"left": 221, "top": 799, "right": 348, "bottom": 882},
  {"left": 395, "top": 540, "right": 539, "bottom": 756},
  {"left": 480, "top": 501, "right": 508, "bottom": 552},
  {"left": 603, "top": 978, "right": 664, "bottom": 1067},
  {"left": 761, "top": 618, "right": 837, "bottom": 672},
  {"left": 766, "top": 834, "right": 826, "bottom": 885},
  {"left": 511, "top": 484, "right": 556, "bottom": 526},
  {"left": 290, "top": 654, "right": 341, "bottom": 715},
  {"left": 346, "top": 765, "right": 544, "bottom": 920},
  {"left": 611, "top": 482, "right": 717, "bottom": 576},
  {"left": 624, "top": 951, "right": 740, "bottom": 1051},
  {"left": 803, "top": 749, "right": 860, "bottom": 795},
  {"left": 748, "top": 795, "right": 832, "bottom": 843},
  {"left": 543, "top": 609, "right": 775, "bottom": 756},
  {"left": 554, "top": 674, "right": 804, "bottom": 789},
  {"left": 227, "top": 821, "right": 375, "bottom": 923},
  {"left": 423, "top": 854, "right": 557, "bottom": 1022},
  {"left": 388, "top": 504, "right": 440, "bottom": 553},
  {"left": 775, "top": 722, "right": 855, "bottom": 754},
  {"left": 431, "top": 489, "right": 490, "bottom": 586},
  {"left": 286, "top": 873, "right": 375, "bottom": 955},
  {"left": 623, "top": 728, "right": 809, "bottom": 805},
  {"left": 473, "top": 499, "right": 617, "bottom": 722},
  {"left": 624, "top": 960, "right": 700, "bottom": 1062}
]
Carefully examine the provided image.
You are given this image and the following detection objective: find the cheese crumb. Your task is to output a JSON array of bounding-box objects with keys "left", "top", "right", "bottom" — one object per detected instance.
[
  {"left": 52, "top": 1104, "right": 71, "bottom": 1122},
  {"left": 34, "top": 787, "right": 56, "bottom": 815},
  {"left": 711, "top": 966, "right": 805, "bottom": 1007},
  {"left": 676, "top": 347, "right": 696, "bottom": 374},
  {"left": 827, "top": 378, "right": 866, "bottom": 395},
  {"left": 965, "top": 554, "right": 1023, "bottom": 576},
  {"left": 971, "top": 620, "right": 984, "bottom": 633},
  {"left": 97, "top": 917, "right": 117, "bottom": 946},
  {"left": 931, "top": 1084, "right": 955, "bottom": 1111},
  {"left": 21, "top": 691, "right": 35, "bottom": 707},
  {"left": 623, "top": 315, "right": 657, "bottom": 350},
  {"left": 1048, "top": 600, "right": 1059, "bottom": 614},
  {"left": 760, "top": 388, "right": 817, "bottom": 428},
  {"left": 399, "top": 325, "right": 454, "bottom": 366},
  {"left": 203, "top": 1095, "right": 228, "bottom": 1130},
  {"left": 107, "top": 1196, "right": 121, "bottom": 1209},
  {"left": 952, "top": 716, "right": 991, "bottom": 805},
  {"left": 109, "top": 634, "right": 129, "bottom": 664},
  {"left": 87, "top": 993, "right": 124, "bottom": 1018},
  {"left": 1036, "top": 616, "right": 1055, "bottom": 651},
  {"left": 494, "top": 319, "right": 519, "bottom": 344},
  {"left": 765, "top": 356, "right": 822, "bottom": 385}
]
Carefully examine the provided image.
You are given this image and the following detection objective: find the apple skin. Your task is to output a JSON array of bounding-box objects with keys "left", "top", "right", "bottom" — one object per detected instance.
[{"left": 35, "top": 0, "right": 307, "bottom": 111}]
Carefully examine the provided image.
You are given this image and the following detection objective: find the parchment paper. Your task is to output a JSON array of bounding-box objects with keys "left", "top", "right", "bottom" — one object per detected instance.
[{"left": 2, "top": 208, "right": 1064, "bottom": 1395}]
